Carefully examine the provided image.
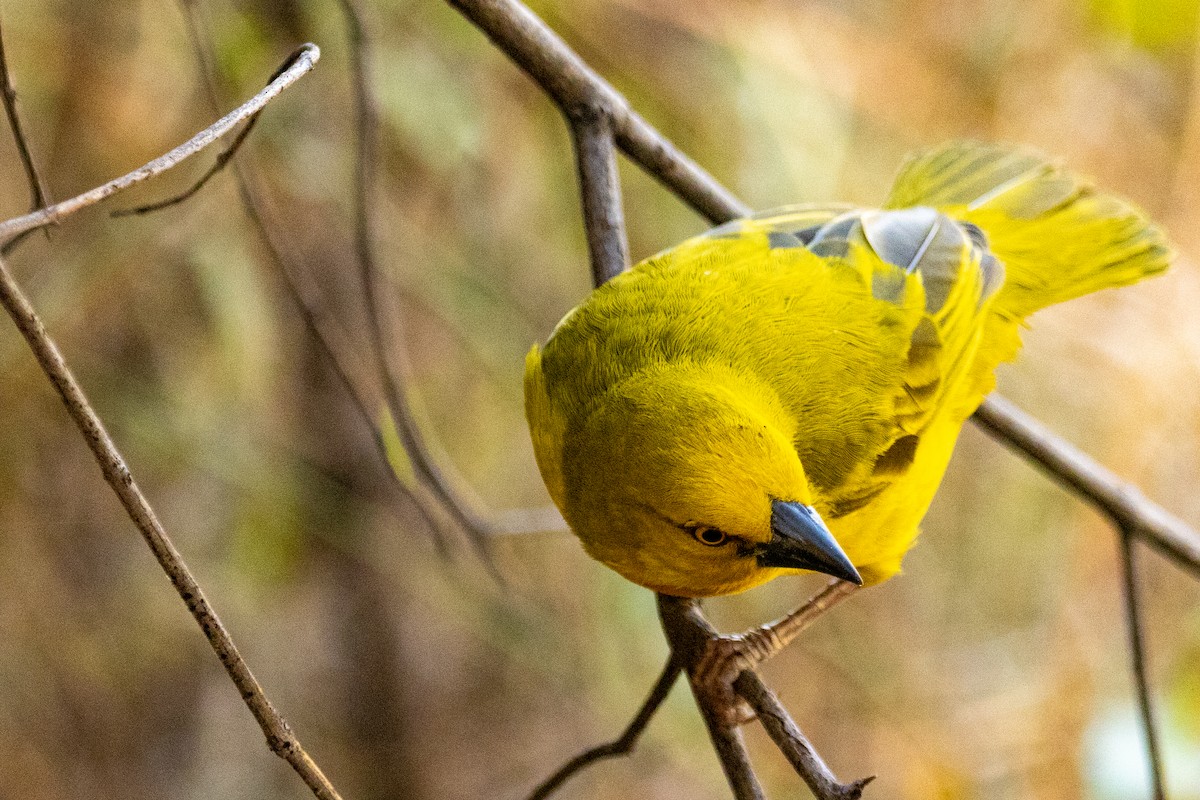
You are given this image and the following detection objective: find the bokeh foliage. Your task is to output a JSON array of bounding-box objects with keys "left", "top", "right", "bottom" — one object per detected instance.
[{"left": 0, "top": 0, "right": 1197, "bottom": 798}]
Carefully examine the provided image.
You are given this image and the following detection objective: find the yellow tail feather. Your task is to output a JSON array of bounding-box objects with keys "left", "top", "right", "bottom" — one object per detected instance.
[{"left": 886, "top": 141, "right": 1173, "bottom": 320}]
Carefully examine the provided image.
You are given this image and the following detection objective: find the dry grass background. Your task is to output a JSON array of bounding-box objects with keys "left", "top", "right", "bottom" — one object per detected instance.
[{"left": 0, "top": 0, "right": 1197, "bottom": 798}]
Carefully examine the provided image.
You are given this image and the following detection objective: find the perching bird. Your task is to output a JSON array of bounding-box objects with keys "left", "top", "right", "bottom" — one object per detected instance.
[{"left": 525, "top": 142, "right": 1171, "bottom": 599}]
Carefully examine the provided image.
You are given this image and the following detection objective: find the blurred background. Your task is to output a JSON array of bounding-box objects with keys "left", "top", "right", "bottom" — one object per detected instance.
[{"left": 0, "top": 0, "right": 1197, "bottom": 798}]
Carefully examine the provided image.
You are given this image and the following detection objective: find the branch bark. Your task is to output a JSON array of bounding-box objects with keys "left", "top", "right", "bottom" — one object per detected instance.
[
  {"left": 973, "top": 395, "right": 1200, "bottom": 577},
  {"left": 447, "top": 0, "right": 748, "bottom": 223},
  {"left": 569, "top": 112, "right": 629, "bottom": 285},
  {"left": 526, "top": 657, "right": 682, "bottom": 800}
]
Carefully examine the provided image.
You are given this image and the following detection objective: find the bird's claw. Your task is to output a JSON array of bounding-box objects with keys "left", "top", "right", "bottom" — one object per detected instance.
[{"left": 692, "top": 634, "right": 760, "bottom": 728}]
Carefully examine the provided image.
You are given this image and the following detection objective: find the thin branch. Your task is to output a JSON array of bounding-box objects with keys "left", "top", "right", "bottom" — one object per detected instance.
[
  {"left": 168, "top": 2, "right": 453, "bottom": 553},
  {"left": 0, "top": 254, "right": 342, "bottom": 800},
  {"left": 526, "top": 657, "right": 682, "bottom": 800},
  {"left": 0, "top": 45, "right": 341, "bottom": 800},
  {"left": 109, "top": 33, "right": 308, "bottom": 217},
  {"left": 974, "top": 395, "right": 1200, "bottom": 578},
  {"left": 735, "top": 673, "right": 874, "bottom": 800},
  {"left": 1118, "top": 530, "right": 1167, "bottom": 800},
  {"left": 569, "top": 114, "right": 629, "bottom": 284},
  {"left": 110, "top": 103, "right": 260, "bottom": 217},
  {"left": 0, "top": 17, "right": 51, "bottom": 213},
  {"left": 658, "top": 596, "right": 766, "bottom": 800},
  {"left": 0, "top": 16, "right": 53, "bottom": 257},
  {"left": 0, "top": 44, "right": 319, "bottom": 247},
  {"left": 336, "top": 0, "right": 497, "bottom": 562}
]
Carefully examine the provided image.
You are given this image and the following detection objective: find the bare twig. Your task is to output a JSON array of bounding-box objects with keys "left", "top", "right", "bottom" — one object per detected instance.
[
  {"left": 0, "top": 44, "right": 319, "bottom": 247},
  {"left": 0, "top": 254, "right": 342, "bottom": 800},
  {"left": 336, "top": 0, "right": 497, "bottom": 561},
  {"left": 109, "top": 34, "right": 309, "bottom": 217},
  {"left": 110, "top": 99, "right": 261, "bottom": 216},
  {"left": 1118, "top": 531, "right": 1167, "bottom": 800},
  {"left": 0, "top": 18, "right": 51, "bottom": 213},
  {"left": 0, "top": 45, "right": 342, "bottom": 800},
  {"left": 526, "top": 657, "right": 682, "bottom": 800}
]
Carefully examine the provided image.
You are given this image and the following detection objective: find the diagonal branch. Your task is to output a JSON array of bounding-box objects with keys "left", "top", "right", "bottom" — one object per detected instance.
[
  {"left": 734, "top": 673, "right": 874, "bottom": 800},
  {"left": 526, "top": 657, "right": 682, "bottom": 800},
  {"left": 0, "top": 249, "right": 342, "bottom": 800},
  {"left": 447, "top": 0, "right": 748, "bottom": 224},
  {"left": 974, "top": 395, "right": 1200, "bottom": 577}
]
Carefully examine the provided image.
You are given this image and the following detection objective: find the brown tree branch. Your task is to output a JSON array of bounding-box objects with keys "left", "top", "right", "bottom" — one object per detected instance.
[
  {"left": 0, "top": 17, "right": 51, "bottom": 213},
  {"left": 973, "top": 395, "right": 1200, "bottom": 577},
  {"left": 525, "top": 657, "right": 682, "bottom": 800},
  {"left": 336, "top": 0, "right": 498, "bottom": 562},
  {"left": 0, "top": 250, "right": 342, "bottom": 800},
  {"left": 446, "top": 0, "right": 748, "bottom": 224},
  {"left": 0, "top": 45, "right": 343, "bottom": 800},
  {"left": 569, "top": 113, "right": 630, "bottom": 285},
  {"left": 734, "top": 673, "right": 874, "bottom": 800}
]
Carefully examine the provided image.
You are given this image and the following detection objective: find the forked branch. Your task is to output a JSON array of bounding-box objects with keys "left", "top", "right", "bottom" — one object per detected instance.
[
  {"left": 0, "top": 44, "right": 319, "bottom": 247},
  {"left": 0, "top": 45, "right": 342, "bottom": 800}
]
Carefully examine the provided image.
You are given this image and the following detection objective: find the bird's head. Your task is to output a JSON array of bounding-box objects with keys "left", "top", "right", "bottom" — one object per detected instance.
[{"left": 561, "top": 362, "right": 861, "bottom": 597}]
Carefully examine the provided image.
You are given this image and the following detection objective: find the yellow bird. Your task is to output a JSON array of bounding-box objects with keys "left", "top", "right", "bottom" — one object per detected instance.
[{"left": 525, "top": 142, "right": 1171, "bottom": 599}]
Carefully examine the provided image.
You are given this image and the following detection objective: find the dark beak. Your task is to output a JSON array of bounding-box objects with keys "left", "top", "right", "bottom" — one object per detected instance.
[{"left": 758, "top": 500, "right": 862, "bottom": 585}]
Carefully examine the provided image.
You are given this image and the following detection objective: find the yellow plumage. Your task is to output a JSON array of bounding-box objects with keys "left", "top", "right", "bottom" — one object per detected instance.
[{"left": 525, "top": 142, "right": 1172, "bottom": 598}]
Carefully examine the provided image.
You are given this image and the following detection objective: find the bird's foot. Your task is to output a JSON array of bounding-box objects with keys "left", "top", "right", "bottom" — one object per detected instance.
[{"left": 692, "top": 629, "right": 782, "bottom": 727}]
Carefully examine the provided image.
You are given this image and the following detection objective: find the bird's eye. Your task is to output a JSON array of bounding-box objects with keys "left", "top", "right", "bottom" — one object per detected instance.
[{"left": 690, "top": 525, "right": 727, "bottom": 547}]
